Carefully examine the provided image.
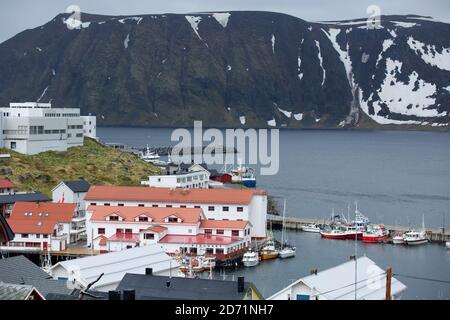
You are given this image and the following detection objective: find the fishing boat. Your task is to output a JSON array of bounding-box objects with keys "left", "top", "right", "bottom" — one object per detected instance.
[
  {"left": 404, "top": 215, "right": 428, "bottom": 245},
  {"left": 301, "top": 223, "right": 322, "bottom": 233},
  {"left": 224, "top": 161, "right": 256, "bottom": 187},
  {"left": 242, "top": 250, "right": 260, "bottom": 267},
  {"left": 259, "top": 229, "right": 279, "bottom": 260},
  {"left": 392, "top": 232, "right": 405, "bottom": 245},
  {"left": 343, "top": 225, "right": 364, "bottom": 240},
  {"left": 140, "top": 144, "right": 160, "bottom": 163},
  {"left": 362, "top": 224, "right": 390, "bottom": 243},
  {"left": 320, "top": 228, "right": 347, "bottom": 240},
  {"left": 279, "top": 199, "right": 296, "bottom": 259}
]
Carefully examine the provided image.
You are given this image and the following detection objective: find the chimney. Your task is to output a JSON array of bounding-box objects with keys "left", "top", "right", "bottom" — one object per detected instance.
[
  {"left": 145, "top": 268, "right": 153, "bottom": 276},
  {"left": 237, "top": 276, "right": 245, "bottom": 293},
  {"left": 108, "top": 290, "right": 121, "bottom": 300},
  {"left": 122, "top": 289, "right": 135, "bottom": 301}
]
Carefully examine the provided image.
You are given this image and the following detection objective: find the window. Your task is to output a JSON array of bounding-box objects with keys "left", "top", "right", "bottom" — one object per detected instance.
[
  {"left": 216, "top": 229, "right": 224, "bottom": 235},
  {"left": 216, "top": 248, "right": 224, "bottom": 254},
  {"left": 104, "top": 203, "right": 110, "bottom": 206},
  {"left": 138, "top": 204, "right": 145, "bottom": 207},
  {"left": 232, "top": 230, "right": 240, "bottom": 237},
  {"left": 223, "top": 206, "right": 229, "bottom": 212},
  {"left": 208, "top": 206, "right": 215, "bottom": 212},
  {"left": 116, "top": 228, "right": 123, "bottom": 234},
  {"left": 109, "top": 215, "right": 119, "bottom": 221},
  {"left": 144, "top": 233, "right": 154, "bottom": 240},
  {"left": 237, "top": 207, "right": 244, "bottom": 212},
  {"left": 36, "top": 234, "right": 40, "bottom": 238},
  {"left": 166, "top": 205, "right": 172, "bottom": 208},
  {"left": 204, "top": 229, "right": 212, "bottom": 235},
  {"left": 206, "top": 248, "right": 214, "bottom": 254},
  {"left": 118, "top": 203, "right": 124, "bottom": 207},
  {"left": 152, "top": 204, "right": 158, "bottom": 207},
  {"left": 22, "top": 234, "right": 29, "bottom": 238},
  {"left": 138, "top": 216, "right": 148, "bottom": 222},
  {"left": 10, "top": 142, "right": 16, "bottom": 149},
  {"left": 98, "top": 228, "right": 105, "bottom": 234},
  {"left": 180, "top": 205, "right": 187, "bottom": 208},
  {"left": 90, "top": 203, "right": 97, "bottom": 206},
  {"left": 168, "top": 217, "right": 178, "bottom": 223},
  {"left": 125, "top": 229, "right": 132, "bottom": 234},
  {"left": 194, "top": 206, "right": 200, "bottom": 209},
  {"left": 43, "top": 235, "right": 48, "bottom": 239}
]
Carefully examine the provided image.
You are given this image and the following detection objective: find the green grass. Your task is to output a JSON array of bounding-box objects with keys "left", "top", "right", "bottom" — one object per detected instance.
[{"left": 0, "top": 137, "right": 162, "bottom": 196}]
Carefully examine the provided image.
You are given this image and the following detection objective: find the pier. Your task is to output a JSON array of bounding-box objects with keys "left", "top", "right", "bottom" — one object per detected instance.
[{"left": 267, "top": 214, "right": 450, "bottom": 243}]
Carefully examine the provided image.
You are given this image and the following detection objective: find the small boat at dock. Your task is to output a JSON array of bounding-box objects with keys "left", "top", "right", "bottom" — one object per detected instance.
[
  {"left": 403, "top": 230, "right": 428, "bottom": 245},
  {"left": 279, "top": 199, "right": 296, "bottom": 259},
  {"left": 320, "top": 228, "right": 347, "bottom": 240},
  {"left": 392, "top": 232, "right": 405, "bottom": 245},
  {"left": 301, "top": 223, "right": 322, "bottom": 233},
  {"left": 362, "top": 224, "right": 390, "bottom": 243},
  {"left": 140, "top": 144, "right": 161, "bottom": 163},
  {"left": 446, "top": 241, "right": 450, "bottom": 249},
  {"left": 242, "top": 250, "right": 259, "bottom": 267}
]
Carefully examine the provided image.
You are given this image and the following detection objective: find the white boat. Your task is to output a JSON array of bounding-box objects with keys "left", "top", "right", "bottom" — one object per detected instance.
[
  {"left": 301, "top": 224, "right": 321, "bottom": 233},
  {"left": 279, "top": 199, "right": 296, "bottom": 259},
  {"left": 446, "top": 241, "right": 450, "bottom": 249},
  {"left": 404, "top": 215, "right": 428, "bottom": 245},
  {"left": 392, "top": 233, "right": 405, "bottom": 245},
  {"left": 242, "top": 251, "right": 259, "bottom": 267},
  {"left": 140, "top": 144, "right": 160, "bottom": 162},
  {"left": 403, "top": 230, "right": 428, "bottom": 245}
]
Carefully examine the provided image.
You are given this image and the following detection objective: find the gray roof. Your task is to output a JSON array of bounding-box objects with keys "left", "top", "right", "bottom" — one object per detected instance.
[
  {"left": 0, "top": 255, "right": 72, "bottom": 297},
  {"left": 0, "top": 282, "right": 39, "bottom": 300},
  {"left": 117, "top": 274, "right": 257, "bottom": 300},
  {"left": 0, "top": 192, "right": 50, "bottom": 204},
  {"left": 63, "top": 180, "right": 91, "bottom": 193}
]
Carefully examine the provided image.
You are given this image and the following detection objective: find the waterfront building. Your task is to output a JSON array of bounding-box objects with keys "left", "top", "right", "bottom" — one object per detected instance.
[
  {"left": 116, "top": 273, "right": 263, "bottom": 300},
  {"left": 268, "top": 256, "right": 407, "bottom": 300},
  {"left": 85, "top": 186, "right": 267, "bottom": 239},
  {"left": 0, "top": 102, "right": 96, "bottom": 154},
  {"left": 86, "top": 205, "right": 251, "bottom": 258},
  {"left": 142, "top": 163, "right": 210, "bottom": 189},
  {"left": 50, "top": 244, "right": 180, "bottom": 292},
  {"left": 1, "top": 202, "right": 80, "bottom": 252}
]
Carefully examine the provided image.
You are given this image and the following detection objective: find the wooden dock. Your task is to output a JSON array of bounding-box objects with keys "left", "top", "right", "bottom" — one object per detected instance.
[{"left": 267, "top": 214, "right": 450, "bottom": 243}]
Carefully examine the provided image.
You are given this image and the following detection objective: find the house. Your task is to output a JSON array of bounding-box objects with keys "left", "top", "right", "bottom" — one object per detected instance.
[
  {"left": 268, "top": 256, "right": 407, "bottom": 300},
  {"left": 0, "top": 282, "right": 45, "bottom": 300},
  {"left": 0, "top": 255, "right": 72, "bottom": 298},
  {"left": 142, "top": 163, "right": 211, "bottom": 189},
  {"left": 0, "top": 102, "right": 96, "bottom": 154},
  {"left": 0, "top": 179, "right": 16, "bottom": 194},
  {"left": 2, "top": 202, "right": 78, "bottom": 252},
  {"left": 50, "top": 244, "right": 180, "bottom": 292},
  {"left": 85, "top": 186, "right": 267, "bottom": 239},
  {"left": 52, "top": 179, "right": 91, "bottom": 211},
  {"left": 86, "top": 205, "right": 251, "bottom": 258},
  {"left": 116, "top": 273, "right": 263, "bottom": 300},
  {"left": 0, "top": 192, "right": 50, "bottom": 218}
]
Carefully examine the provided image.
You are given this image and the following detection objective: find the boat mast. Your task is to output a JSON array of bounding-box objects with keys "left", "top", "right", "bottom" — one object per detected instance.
[{"left": 281, "top": 198, "right": 287, "bottom": 247}]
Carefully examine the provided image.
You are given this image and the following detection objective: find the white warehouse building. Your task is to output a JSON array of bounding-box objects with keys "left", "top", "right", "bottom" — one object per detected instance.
[{"left": 0, "top": 102, "right": 96, "bottom": 155}]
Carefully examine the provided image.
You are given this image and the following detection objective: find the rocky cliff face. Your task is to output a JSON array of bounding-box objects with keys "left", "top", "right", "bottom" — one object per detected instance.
[{"left": 0, "top": 11, "right": 449, "bottom": 128}]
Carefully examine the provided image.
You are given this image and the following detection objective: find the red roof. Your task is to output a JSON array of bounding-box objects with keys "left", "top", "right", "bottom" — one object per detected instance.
[
  {"left": 88, "top": 205, "right": 204, "bottom": 224},
  {"left": 85, "top": 186, "right": 267, "bottom": 205},
  {"left": 159, "top": 234, "right": 242, "bottom": 245},
  {"left": 200, "top": 220, "right": 249, "bottom": 230},
  {"left": 108, "top": 233, "right": 140, "bottom": 242},
  {"left": 143, "top": 226, "right": 167, "bottom": 233},
  {"left": 8, "top": 202, "right": 76, "bottom": 234},
  {"left": 0, "top": 179, "right": 16, "bottom": 189}
]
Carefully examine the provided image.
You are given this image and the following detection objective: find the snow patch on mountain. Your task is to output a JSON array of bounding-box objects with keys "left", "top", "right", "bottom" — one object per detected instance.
[
  {"left": 277, "top": 108, "right": 292, "bottom": 118},
  {"left": 293, "top": 113, "right": 303, "bottom": 121},
  {"left": 37, "top": 86, "right": 49, "bottom": 102},
  {"left": 314, "top": 40, "right": 325, "bottom": 86},
  {"left": 185, "top": 16, "right": 203, "bottom": 40},
  {"left": 123, "top": 34, "right": 130, "bottom": 49},
  {"left": 267, "top": 119, "right": 276, "bottom": 127},
  {"left": 407, "top": 37, "right": 450, "bottom": 71},
  {"left": 118, "top": 17, "right": 143, "bottom": 24},
  {"left": 323, "top": 29, "right": 354, "bottom": 87},
  {"left": 271, "top": 34, "right": 275, "bottom": 54},
  {"left": 212, "top": 13, "right": 230, "bottom": 28},
  {"left": 392, "top": 21, "right": 419, "bottom": 28},
  {"left": 376, "top": 39, "right": 395, "bottom": 67},
  {"left": 239, "top": 116, "right": 246, "bottom": 125}
]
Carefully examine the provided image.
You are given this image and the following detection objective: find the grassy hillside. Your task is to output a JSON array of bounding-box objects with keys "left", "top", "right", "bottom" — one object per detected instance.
[{"left": 0, "top": 138, "right": 162, "bottom": 196}]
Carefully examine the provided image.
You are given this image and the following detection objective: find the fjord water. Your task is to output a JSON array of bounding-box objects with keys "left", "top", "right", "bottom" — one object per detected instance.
[{"left": 98, "top": 127, "right": 450, "bottom": 299}]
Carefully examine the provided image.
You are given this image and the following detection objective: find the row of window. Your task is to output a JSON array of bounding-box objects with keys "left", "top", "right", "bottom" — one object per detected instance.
[
  {"left": 19, "top": 233, "right": 49, "bottom": 239},
  {"left": 90, "top": 202, "right": 245, "bottom": 212},
  {"left": 68, "top": 125, "right": 83, "bottom": 129},
  {"left": 45, "top": 113, "right": 80, "bottom": 117}
]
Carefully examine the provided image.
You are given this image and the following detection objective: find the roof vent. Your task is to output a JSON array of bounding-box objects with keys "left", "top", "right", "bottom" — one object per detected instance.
[{"left": 37, "top": 221, "right": 42, "bottom": 226}]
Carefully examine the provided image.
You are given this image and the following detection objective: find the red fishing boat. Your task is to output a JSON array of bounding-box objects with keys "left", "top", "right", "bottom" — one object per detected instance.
[
  {"left": 362, "top": 224, "right": 389, "bottom": 243},
  {"left": 320, "top": 228, "right": 347, "bottom": 240}
]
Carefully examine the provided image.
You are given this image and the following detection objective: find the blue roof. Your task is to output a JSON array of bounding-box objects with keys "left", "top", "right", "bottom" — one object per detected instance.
[{"left": 0, "top": 192, "right": 50, "bottom": 205}]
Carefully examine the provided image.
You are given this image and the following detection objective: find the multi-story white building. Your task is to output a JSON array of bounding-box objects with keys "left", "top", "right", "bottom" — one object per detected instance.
[
  {"left": 86, "top": 205, "right": 251, "bottom": 259},
  {"left": 0, "top": 102, "right": 96, "bottom": 154},
  {"left": 84, "top": 186, "right": 268, "bottom": 240},
  {"left": 141, "top": 170, "right": 210, "bottom": 189}
]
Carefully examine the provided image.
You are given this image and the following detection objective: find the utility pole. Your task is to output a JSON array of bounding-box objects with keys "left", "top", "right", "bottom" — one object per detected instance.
[{"left": 385, "top": 266, "right": 392, "bottom": 300}]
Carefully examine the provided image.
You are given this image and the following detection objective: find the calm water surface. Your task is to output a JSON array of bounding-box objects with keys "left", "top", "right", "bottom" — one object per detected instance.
[{"left": 98, "top": 127, "right": 450, "bottom": 299}]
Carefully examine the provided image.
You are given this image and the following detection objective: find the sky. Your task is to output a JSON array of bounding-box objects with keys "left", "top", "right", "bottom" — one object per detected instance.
[{"left": 0, "top": 0, "right": 449, "bottom": 43}]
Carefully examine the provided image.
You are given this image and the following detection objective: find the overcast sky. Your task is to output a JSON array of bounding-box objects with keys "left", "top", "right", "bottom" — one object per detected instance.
[{"left": 0, "top": 0, "right": 449, "bottom": 43}]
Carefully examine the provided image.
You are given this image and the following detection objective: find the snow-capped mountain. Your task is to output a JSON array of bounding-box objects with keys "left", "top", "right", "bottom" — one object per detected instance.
[{"left": 0, "top": 11, "right": 449, "bottom": 128}]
